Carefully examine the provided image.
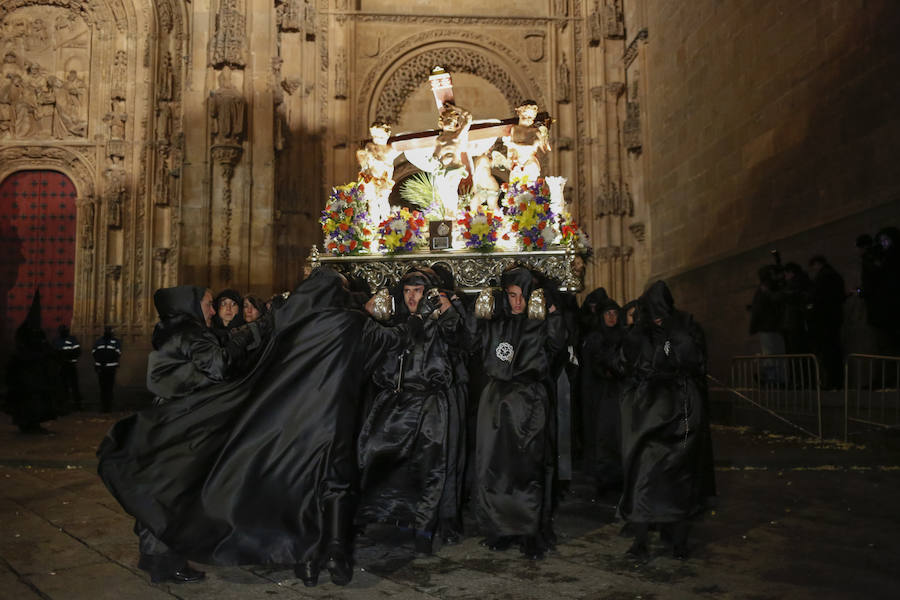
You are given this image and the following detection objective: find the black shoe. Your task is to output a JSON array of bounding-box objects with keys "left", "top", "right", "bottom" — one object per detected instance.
[
  {"left": 414, "top": 532, "right": 434, "bottom": 556},
  {"left": 442, "top": 529, "right": 461, "bottom": 545},
  {"left": 324, "top": 554, "right": 352, "bottom": 586},
  {"left": 294, "top": 560, "right": 319, "bottom": 587},
  {"left": 521, "top": 537, "right": 545, "bottom": 560},
  {"left": 625, "top": 540, "right": 648, "bottom": 559},
  {"left": 480, "top": 536, "right": 515, "bottom": 552},
  {"left": 150, "top": 565, "right": 206, "bottom": 584}
]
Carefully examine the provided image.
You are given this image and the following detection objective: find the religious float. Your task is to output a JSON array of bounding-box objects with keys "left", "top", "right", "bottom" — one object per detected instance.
[{"left": 308, "top": 67, "right": 589, "bottom": 293}]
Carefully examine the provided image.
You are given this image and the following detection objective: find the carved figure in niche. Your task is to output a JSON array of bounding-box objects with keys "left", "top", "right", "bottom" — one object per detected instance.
[
  {"left": 103, "top": 156, "right": 126, "bottom": 229},
  {"left": 156, "top": 103, "right": 172, "bottom": 143},
  {"left": 433, "top": 102, "right": 472, "bottom": 173},
  {"left": 158, "top": 52, "right": 174, "bottom": 101},
  {"left": 302, "top": 0, "right": 316, "bottom": 40},
  {"left": 1, "top": 51, "right": 23, "bottom": 80},
  {"left": 154, "top": 147, "right": 172, "bottom": 206},
  {"left": 356, "top": 121, "right": 399, "bottom": 226},
  {"left": 605, "top": 0, "right": 625, "bottom": 39},
  {"left": 589, "top": 1, "right": 602, "bottom": 45},
  {"left": 80, "top": 202, "right": 94, "bottom": 249},
  {"left": 558, "top": 53, "right": 571, "bottom": 103},
  {"left": 110, "top": 50, "right": 127, "bottom": 101},
  {"left": 25, "top": 18, "right": 48, "bottom": 52},
  {"left": 334, "top": 48, "right": 347, "bottom": 100},
  {"left": 209, "top": 0, "right": 246, "bottom": 68},
  {"left": 273, "top": 86, "right": 286, "bottom": 151},
  {"left": 209, "top": 67, "right": 245, "bottom": 145},
  {"left": 0, "top": 80, "right": 11, "bottom": 137},
  {"left": 277, "top": 0, "right": 302, "bottom": 32},
  {"left": 503, "top": 100, "right": 551, "bottom": 182}
]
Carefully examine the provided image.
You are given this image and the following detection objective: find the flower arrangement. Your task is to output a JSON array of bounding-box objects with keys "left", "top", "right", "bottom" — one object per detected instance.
[
  {"left": 320, "top": 181, "right": 373, "bottom": 255},
  {"left": 378, "top": 207, "right": 427, "bottom": 253},
  {"left": 558, "top": 213, "right": 592, "bottom": 251},
  {"left": 501, "top": 177, "right": 558, "bottom": 250},
  {"left": 457, "top": 206, "right": 503, "bottom": 251}
]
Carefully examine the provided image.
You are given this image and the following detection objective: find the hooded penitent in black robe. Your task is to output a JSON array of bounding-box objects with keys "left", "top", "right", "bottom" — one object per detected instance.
[
  {"left": 356, "top": 268, "right": 461, "bottom": 541},
  {"left": 577, "top": 287, "right": 611, "bottom": 469},
  {"left": 581, "top": 295, "right": 625, "bottom": 491},
  {"left": 470, "top": 267, "right": 567, "bottom": 552},
  {"left": 98, "top": 269, "right": 410, "bottom": 566},
  {"left": 618, "top": 281, "right": 716, "bottom": 526}
]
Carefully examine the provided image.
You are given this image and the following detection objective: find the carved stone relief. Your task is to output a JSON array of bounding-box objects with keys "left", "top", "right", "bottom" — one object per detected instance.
[
  {"left": 624, "top": 77, "right": 641, "bottom": 154},
  {"left": 0, "top": 6, "right": 90, "bottom": 140},
  {"left": 209, "top": 0, "right": 246, "bottom": 69},
  {"left": 103, "top": 155, "right": 126, "bottom": 229},
  {"left": 209, "top": 67, "right": 245, "bottom": 145},
  {"left": 605, "top": 0, "right": 625, "bottom": 39},
  {"left": 276, "top": 0, "right": 301, "bottom": 33},
  {"left": 334, "top": 47, "right": 347, "bottom": 100},
  {"left": 374, "top": 47, "right": 528, "bottom": 124},
  {"left": 588, "top": 1, "right": 602, "bottom": 46},
  {"left": 557, "top": 52, "right": 570, "bottom": 104},
  {"left": 524, "top": 30, "right": 545, "bottom": 62},
  {"left": 596, "top": 173, "right": 633, "bottom": 217}
]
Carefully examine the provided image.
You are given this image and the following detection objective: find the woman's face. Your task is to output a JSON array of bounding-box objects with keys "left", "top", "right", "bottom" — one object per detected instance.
[
  {"left": 626, "top": 306, "right": 636, "bottom": 326},
  {"left": 243, "top": 298, "right": 260, "bottom": 323},
  {"left": 218, "top": 297, "right": 239, "bottom": 326}
]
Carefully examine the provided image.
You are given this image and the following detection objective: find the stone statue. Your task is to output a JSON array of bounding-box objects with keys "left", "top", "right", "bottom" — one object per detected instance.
[
  {"left": 503, "top": 100, "right": 551, "bottom": 183},
  {"left": 356, "top": 121, "right": 399, "bottom": 225},
  {"left": 558, "top": 53, "right": 571, "bottom": 103},
  {"left": 103, "top": 156, "right": 126, "bottom": 229},
  {"left": 209, "top": 67, "right": 245, "bottom": 145},
  {"left": 110, "top": 50, "right": 127, "bottom": 101}
]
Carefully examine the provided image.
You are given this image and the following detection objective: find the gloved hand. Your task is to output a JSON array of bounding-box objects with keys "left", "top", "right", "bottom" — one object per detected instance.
[{"left": 418, "top": 288, "right": 443, "bottom": 317}]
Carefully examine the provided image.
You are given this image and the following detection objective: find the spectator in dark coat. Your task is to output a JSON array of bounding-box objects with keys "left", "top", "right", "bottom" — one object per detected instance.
[{"left": 808, "top": 256, "right": 846, "bottom": 389}]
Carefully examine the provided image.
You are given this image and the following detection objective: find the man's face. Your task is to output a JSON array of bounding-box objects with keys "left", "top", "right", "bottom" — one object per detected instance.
[
  {"left": 218, "top": 297, "right": 239, "bottom": 326},
  {"left": 200, "top": 291, "right": 215, "bottom": 327},
  {"left": 506, "top": 285, "right": 526, "bottom": 315},
  {"left": 603, "top": 309, "right": 618, "bottom": 328},
  {"left": 403, "top": 284, "right": 425, "bottom": 313}
]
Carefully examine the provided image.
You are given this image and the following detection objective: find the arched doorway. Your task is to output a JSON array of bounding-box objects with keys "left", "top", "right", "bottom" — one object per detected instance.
[{"left": 0, "top": 171, "right": 78, "bottom": 341}]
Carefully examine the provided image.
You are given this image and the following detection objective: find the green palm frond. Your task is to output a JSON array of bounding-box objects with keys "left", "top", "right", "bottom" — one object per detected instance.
[{"left": 400, "top": 172, "right": 435, "bottom": 210}]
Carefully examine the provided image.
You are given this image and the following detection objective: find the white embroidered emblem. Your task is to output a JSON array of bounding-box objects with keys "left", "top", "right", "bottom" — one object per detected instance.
[
  {"left": 664, "top": 340, "right": 672, "bottom": 357},
  {"left": 496, "top": 342, "right": 514, "bottom": 363}
]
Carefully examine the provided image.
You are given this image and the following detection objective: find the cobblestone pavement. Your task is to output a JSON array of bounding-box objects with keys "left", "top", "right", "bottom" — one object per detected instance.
[{"left": 1, "top": 412, "right": 899, "bottom": 600}]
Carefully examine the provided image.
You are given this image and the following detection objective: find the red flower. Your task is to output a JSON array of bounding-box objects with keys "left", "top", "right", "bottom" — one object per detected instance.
[
  {"left": 363, "top": 228, "right": 372, "bottom": 236},
  {"left": 463, "top": 232, "right": 471, "bottom": 239},
  {"left": 519, "top": 202, "right": 527, "bottom": 211},
  {"left": 402, "top": 230, "right": 412, "bottom": 242},
  {"left": 511, "top": 222, "right": 519, "bottom": 232},
  {"left": 536, "top": 238, "right": 545, "bottom": 248},
  {"left": 349, "top": 240, "right": 358, "bottom": 250},
  {"left": 344, "top": 207, "right": 354, "bottom": 216},
  {"left": 328, "top": 242, "right": 337, "bottom": 250},
  {"left": 538, "top": 221, "right": 546, "bottom": 230},
  {"left": 502, "top": 234, "right": 510, "bottom": 240},
  {"left": 339, "top": 223, "right": 349, "bottom": 231},
  {"left": 338, "top": 244, "right": 347, "bottom": 253},
  {"left": 362, "top": 240, "right": 371, "bottom": 248},
  {"left": 330, "top": 211, "right": 339, "bottom": 220}
]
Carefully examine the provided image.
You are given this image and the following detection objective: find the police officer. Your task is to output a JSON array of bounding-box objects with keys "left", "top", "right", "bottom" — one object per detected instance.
[
  {"left": 53, "top": 325, "right": 83, "bottom": 411},
  {"left": 92, "top": 326, "right": 122, "bottom": 412}
]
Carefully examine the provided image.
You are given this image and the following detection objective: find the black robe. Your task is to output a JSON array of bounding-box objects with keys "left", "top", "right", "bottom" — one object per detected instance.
[
  {"left": 471, "top": 303, "right": 566, "bottom": 543},
  {"left": 357, "top": 306, "right": 460, "bottom": 533},
  {"left": 581, "top": 305, "right": 625, "bottom": 490},
  {"left": 98, "top": 270, "right": 409, "bottom": 566},
  {"left": 618, "top": 282, "right": 716, "bottom": 524}
]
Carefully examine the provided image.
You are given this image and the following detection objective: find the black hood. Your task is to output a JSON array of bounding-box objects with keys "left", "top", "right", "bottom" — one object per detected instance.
[
  {"left": 274, "top": 267, "right": 354, "bottom": 327},
  {"left": 212, "top": 288, "right": 245, "bottom": 329},
  {"left": 581, "top": 287, "right": 610, "bottom": 314},
  {"left": 641, "top": 280, "right": 675, "bottom": 322},
  {"left": 154, "top": 285, "right": 206, "bottom": 324},
  {"left": 500, "top": 266, "right": 538, "bottom": 317},
  {"left": 393, "top": 267, "right": 438, "bottom": 318}
]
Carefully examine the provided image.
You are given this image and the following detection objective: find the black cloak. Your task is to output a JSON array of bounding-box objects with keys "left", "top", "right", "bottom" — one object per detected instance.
[
  {"left": 618, "top": 281, "right": 716, "bottom": 524},
  {"left": 357, "top": 268, "right": 462, "bottom": 535},
  {"left": 98, "top": 269, "right": 411, "bottom": 566},
  {"left": 581, "top": 295, "right": 625, "bottom": 490},
  {"left": 470, "top": 267, "right": 567, "bottom": 546}
]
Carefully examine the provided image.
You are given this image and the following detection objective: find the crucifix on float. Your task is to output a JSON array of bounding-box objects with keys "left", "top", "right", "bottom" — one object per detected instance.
[{"left": 356, "top": 66, "right": 552, "bottom": 226}]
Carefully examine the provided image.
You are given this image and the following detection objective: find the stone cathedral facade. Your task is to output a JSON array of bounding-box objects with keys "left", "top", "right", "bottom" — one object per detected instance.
[
  {"left": 3, "top": 0, "right": 898, "bottom": 388},
  {"left": 0, "top": 0, "right": 649, "bottom": 382}
]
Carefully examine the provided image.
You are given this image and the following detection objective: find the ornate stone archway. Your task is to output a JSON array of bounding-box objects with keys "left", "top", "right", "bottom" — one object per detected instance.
[{"left": 358, "top": 29, "right": 546, "bottom": 135}]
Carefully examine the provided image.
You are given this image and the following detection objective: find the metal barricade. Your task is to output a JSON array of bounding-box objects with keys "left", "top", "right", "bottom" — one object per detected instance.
[
  {"left": 730, "top": 354, "right": 822, "bottom": 438},
  {"left": 844, "top": 354, "right": 900, "bottom": 442}
]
